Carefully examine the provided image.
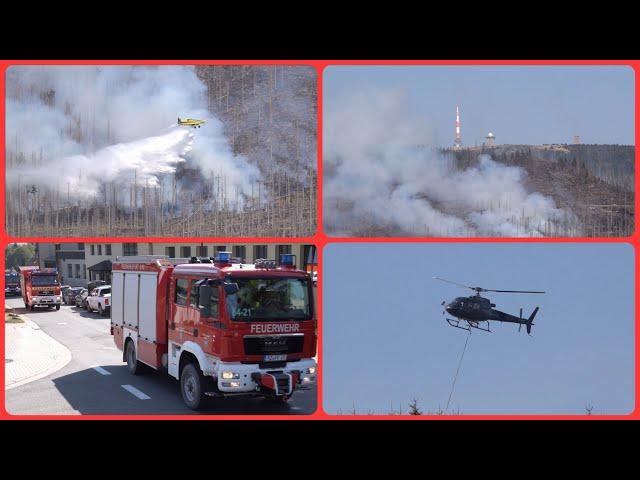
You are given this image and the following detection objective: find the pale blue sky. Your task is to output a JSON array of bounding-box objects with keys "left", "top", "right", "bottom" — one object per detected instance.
[
  {"left": 322, "top": 243, "right": 635, "bottom": 415},
  {"left": 324, "top": 66, "right": 635, "bottom": 146}
]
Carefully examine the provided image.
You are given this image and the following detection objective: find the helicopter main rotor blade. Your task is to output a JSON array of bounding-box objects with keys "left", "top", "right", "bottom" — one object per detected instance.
[
  {"left": 482, "top": 289, "right": 546, "bottom": 294},
  {"left": 435, "top": 277, "right": 545, "bottom": 294},
  {"left": 433, "top": 277, "right": 475, "bottom": 290}
]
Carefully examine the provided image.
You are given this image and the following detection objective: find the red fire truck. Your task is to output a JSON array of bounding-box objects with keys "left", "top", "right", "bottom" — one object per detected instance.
[
  {"left": 5, "top": 269, "right": 21, "bottom": 296},
  {"left": 111, "top": 252, "right": 317, "bottom": 410},
  {"left": 18, "top": 266, "right": 62, "bottom": 310}
]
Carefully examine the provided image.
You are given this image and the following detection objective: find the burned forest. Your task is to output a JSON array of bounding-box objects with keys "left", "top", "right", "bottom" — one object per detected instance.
[
  {"left": 325, "top": 144, "right": 634, "bottom": 238},
  {"left": 5, "top": 65, "right": 317, "bottom": 237}
]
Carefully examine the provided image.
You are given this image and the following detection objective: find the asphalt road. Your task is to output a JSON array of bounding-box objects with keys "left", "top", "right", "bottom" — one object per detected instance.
[{"left": 4, "top": 297, "right": 317, "bottom": 415}]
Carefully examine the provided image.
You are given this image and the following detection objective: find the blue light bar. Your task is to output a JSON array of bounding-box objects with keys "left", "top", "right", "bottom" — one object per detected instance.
[
  {"left": 280, "top": 254, "right": 295, "bottom": 266},
  {"left": 215, "top": 251, "right": 232, "bottom": 263}
]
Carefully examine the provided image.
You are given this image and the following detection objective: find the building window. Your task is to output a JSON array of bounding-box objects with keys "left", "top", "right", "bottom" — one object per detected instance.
[
  {"left": 165, "top": 246, "right": 176, "bottom": 258},
  {"left": 97, "top": 245, "right": 102, "bottom": 256},
  {"left": 78, "top": 243, "right": 84, "bottom": 250},
  {"left": 180, "top": 246, "right": 192, "bottom": 258},
  {"left": 196, "top": 245, "right": 208, "bottom": 257},
  {"left": 83, "top": 265, "right": 87, "bottom": 279},
  {"left": 90, "top": 245, "right": 95, "bottom": 255},
  {"left": 75, "top": 264, "right": 80, "bottom": 278},
  {"left": 175, "top": 279, "right": 188, "bottom": 306},
  {"left": 277, "top": 245, "right": 292, "bottom": 264},
  {"left": 68, "top": 264, "right": 73, "bottom": 279},
  {"left": 122, "top": 243, "right": 138, "bottom": 256},
  {"left": 105, "top": 244, "right": 112, "bottom": 255},
  {"left": 253, "top": 245, "right": 268, "bottom": 260},
  {"left": 215, "top": 245, "right": 227, "bottom": 252},
  {"left": 233, "top": 245, "right": 246, "bottom": 262},
  {"left": 148, "top": 243, "right": 154, "bottom": 255}
]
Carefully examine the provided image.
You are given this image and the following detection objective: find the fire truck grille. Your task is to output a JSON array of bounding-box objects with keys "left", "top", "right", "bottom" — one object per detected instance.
[
  {"left": 277, "top": 376, "right": 290, "bottom": 390},
  {"left": 243, "top": 335, "right": 304, "bottom": 355}
]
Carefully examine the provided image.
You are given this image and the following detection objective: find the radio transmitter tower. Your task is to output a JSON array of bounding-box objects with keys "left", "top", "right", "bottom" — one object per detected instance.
[{"left": 453, "top": 105, "right": 462, "bottom": 149}]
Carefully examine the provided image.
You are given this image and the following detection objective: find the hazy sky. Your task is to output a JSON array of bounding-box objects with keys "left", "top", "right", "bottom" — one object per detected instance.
[
  {"left": 323, "top": 66, "right": 635, "bottom": 146},
  {"left": 322, "top": 243, "right": 635, "bottom": 415}
]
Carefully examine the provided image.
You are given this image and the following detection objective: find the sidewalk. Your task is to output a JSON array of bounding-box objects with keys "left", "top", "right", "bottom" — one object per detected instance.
[{"left": 5, "top": 306, "right": 71, "bottom": 390}]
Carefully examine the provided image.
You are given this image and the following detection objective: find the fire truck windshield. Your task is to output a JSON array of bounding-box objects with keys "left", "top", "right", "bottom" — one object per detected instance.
[
  {"left": 31, "top": 274, "right": 58, "bottom": 286},
  {"left": 226, "top": 277, "right": 311, "bottom": 321}
]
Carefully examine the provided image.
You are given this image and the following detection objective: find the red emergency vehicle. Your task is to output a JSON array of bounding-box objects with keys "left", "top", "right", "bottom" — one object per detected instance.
[
  {"left": 18, "top": 266, "right": 62, "bottom": 310},
  {"left": 111, "top": 252, "right": 317, "bottom": 409},
  {"left": 5, "top": 269, "right": 21, "bottom": 296}
]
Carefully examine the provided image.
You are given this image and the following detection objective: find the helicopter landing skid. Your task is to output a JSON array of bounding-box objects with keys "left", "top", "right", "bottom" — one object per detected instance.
[{"left": 446, "top": 317, "right": 491, "bottom": 333}]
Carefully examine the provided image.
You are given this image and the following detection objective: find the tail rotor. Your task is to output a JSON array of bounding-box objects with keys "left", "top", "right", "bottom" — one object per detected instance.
[{"left": 525, "top": 307, "right": 539, "bottom": 335}]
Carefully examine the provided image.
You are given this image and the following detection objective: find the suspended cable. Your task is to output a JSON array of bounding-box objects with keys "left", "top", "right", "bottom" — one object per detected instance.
[{"left": 445, "top": 329, "right": 472, "bottom": 413}]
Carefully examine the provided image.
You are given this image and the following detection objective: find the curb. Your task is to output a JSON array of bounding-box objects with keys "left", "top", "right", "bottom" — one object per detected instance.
[{"left": 5, "top": 307, "right": 72, "bottom": 390}]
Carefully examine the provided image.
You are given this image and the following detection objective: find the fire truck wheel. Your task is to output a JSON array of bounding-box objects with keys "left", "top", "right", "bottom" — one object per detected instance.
[
  {"left": 125, "top": 340, "right": 144, "bottom": 375},
  {"left": 180, "top": 363, "right": 207, "bottom": 410}
]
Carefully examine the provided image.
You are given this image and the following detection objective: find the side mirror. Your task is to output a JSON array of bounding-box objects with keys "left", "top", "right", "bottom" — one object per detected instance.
[
  {"left": 199, "top": 284, "right": 213, "bottom": 317},
  {"left": 224, "top": 283, "right": 239, "bottom": 295}
]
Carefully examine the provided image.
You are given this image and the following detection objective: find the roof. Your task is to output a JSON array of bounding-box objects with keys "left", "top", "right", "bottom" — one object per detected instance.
[
  {"left": 172, "top": 262, "right": 308, "bottom": 278},
  {"left": 88, "top": 260, "right": 112, "bottom": 272},
  {"left": 173, "top": 263, "right": 223, "bottom": 277}
]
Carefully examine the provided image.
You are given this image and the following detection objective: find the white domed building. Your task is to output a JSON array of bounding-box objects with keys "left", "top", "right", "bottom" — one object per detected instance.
[{"left": 485, "top": 132, "right": 496, "bottom": 147}]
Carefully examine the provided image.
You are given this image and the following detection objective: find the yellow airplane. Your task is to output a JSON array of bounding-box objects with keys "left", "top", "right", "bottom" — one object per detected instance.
[{"left": 178, "top": 117, "right": 206, "bottom": 128}]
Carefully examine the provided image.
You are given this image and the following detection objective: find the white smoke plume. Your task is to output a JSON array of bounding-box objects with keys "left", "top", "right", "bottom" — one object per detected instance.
[
  {"left": 324, "top": 87, "right": 574, "bottom": 237},
  {"left": 5, "top": 65, "right": 260, "bottom": 205}
]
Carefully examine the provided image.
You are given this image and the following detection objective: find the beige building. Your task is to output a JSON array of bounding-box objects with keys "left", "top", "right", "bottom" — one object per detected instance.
[
  {"left": 55, "top": 243, "right": 87, "bottom": 287},
  {"left": 84, "top": 242, "right": 317, "bottom": 283}
]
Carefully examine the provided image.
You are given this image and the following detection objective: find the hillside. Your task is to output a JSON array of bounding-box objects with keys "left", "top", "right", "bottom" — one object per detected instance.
[
  {"left": 448, "top": 144, "right": 634, "bottom": 237},
  {"left": 324, "top": 143, "right": 634, "bottom": 238}
]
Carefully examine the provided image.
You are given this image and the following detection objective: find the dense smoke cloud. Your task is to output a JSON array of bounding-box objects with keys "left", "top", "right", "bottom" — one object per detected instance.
[
  {"left": 324, "top": 87, "right": 574, "bottom": 237},
  {"left": 6, "top": 66, "right": 259, "bottom": 204}
]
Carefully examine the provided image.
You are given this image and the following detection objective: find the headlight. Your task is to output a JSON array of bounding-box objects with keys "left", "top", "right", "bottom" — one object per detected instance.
[
  {"left": 221, "top": 371, "right": 239, "bottom": 379},
  {"left": 306, "top": 367, "right": 316, "bottom": 374}
]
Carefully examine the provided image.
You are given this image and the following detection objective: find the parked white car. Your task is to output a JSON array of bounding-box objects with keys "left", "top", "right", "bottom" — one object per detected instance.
[{"left": 86, "top": 285, "right": 111, "bottom": 316}]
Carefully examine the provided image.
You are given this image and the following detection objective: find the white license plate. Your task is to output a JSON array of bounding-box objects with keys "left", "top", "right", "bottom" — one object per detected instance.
[{"left": 264, "top": 354, "right": 287, "bottom": 362}]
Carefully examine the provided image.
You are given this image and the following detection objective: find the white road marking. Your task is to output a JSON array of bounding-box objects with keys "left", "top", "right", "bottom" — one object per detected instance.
[
  {"left": 121, "top": 384, "right": 151, "bottom": 400},
  {"left": 57, "top": 322, "right": 67, "bottom": 325},
  {"left": 92, "top": 366, "right": 111, "bottom": 376}
]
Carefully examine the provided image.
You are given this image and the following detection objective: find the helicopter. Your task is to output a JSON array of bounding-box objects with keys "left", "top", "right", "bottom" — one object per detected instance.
[{"left": 435, "top": 277, "right": 544, "bottom": 334}]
